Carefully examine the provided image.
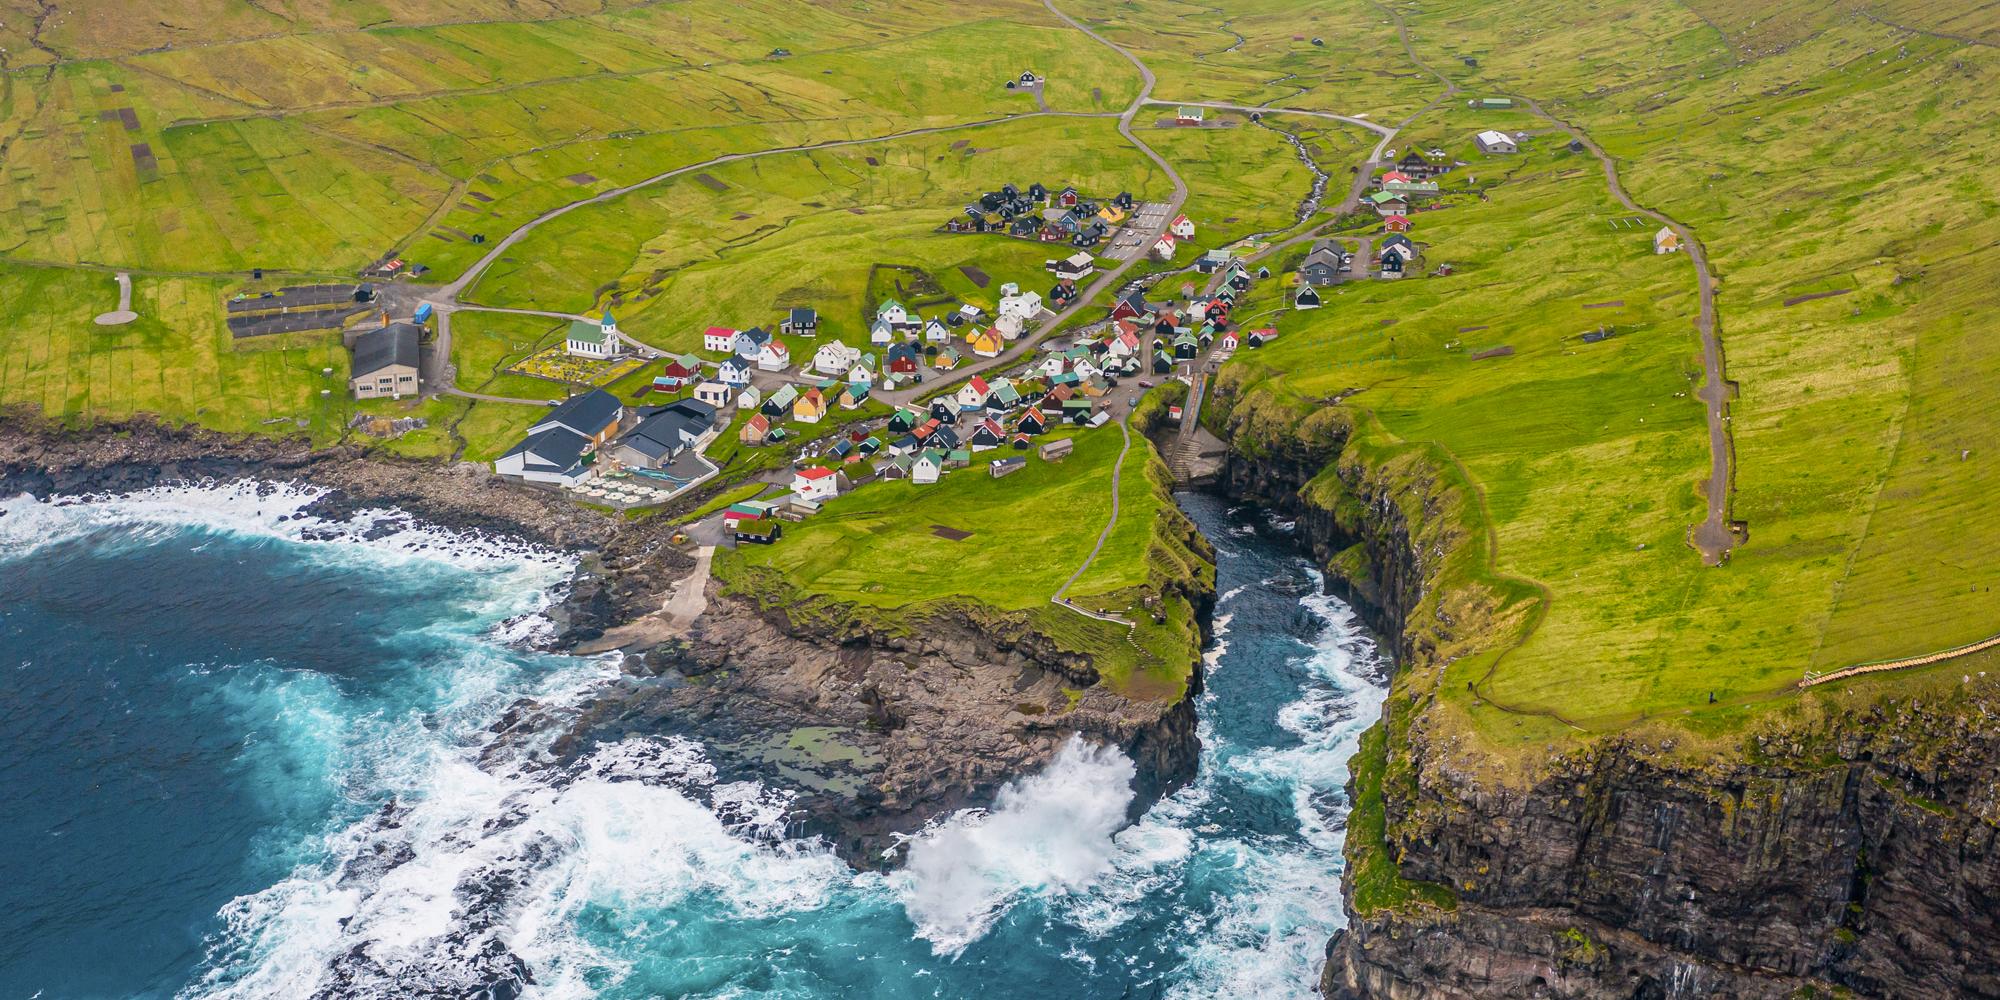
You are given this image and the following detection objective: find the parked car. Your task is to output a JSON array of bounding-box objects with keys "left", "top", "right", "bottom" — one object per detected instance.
[{"left": 1137, "top": 379, "right": 1155, "bottom": 388}]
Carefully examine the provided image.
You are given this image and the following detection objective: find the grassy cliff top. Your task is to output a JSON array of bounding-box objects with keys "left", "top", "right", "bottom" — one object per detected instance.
[{"left": 1214, "top": 0, "right": 2000, "bottom": 758}]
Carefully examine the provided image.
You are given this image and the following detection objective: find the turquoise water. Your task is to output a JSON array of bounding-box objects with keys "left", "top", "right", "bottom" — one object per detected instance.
[{"left": 0, "top": 486, "right": 1385, "bottom": 999}]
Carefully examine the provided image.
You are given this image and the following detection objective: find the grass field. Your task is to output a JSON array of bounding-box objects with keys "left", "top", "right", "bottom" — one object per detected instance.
[
  {"left": 716, "top": 424, "right": 1209, "bottom": 695},
  {"left": 0, "top": 0, "right": 1136, "bottom": 276},
  {"left": 1195, "top": 0, "right": 2000, "bottom": 756},
  {"left": 1061, "top": 0, "right": 1439, "bottom": 119},
  {"left": 463, "top": 115, "right": 1171, "bottom": 345},
  {"left": 0, "top": 262, "right": 351, "bottom": 436}
]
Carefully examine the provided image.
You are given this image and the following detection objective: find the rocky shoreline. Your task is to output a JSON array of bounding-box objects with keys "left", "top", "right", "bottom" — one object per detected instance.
[{"left": 0, "top": 414, "right": 1210, "bottom": 870}]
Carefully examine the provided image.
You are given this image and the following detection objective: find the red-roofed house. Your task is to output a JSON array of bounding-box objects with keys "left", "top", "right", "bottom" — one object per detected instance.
[
  {"left": 702, "top": 326, "right": 739, "bottom": 352},
  {"left": 957, "top": 376, "right": 992, "bottom": 410},
  {"left": 1383, "top": 214, "right": 1412, "bottom": 233},
  {"left": 1169, "top": 214, "right": 1195, "bottom": 238},
  {"left": 792, "top": 465, "right": 843, "bottom": 502}
]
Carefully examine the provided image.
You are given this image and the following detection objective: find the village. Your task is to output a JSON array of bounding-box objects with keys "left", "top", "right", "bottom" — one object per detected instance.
[{"left": 329, "top": 121, "right": 1613, "bottom": 546}]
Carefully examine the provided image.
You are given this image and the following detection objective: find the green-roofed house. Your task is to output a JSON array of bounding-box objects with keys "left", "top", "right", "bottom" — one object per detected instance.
[
  {"left": 1368, "top": 190, "right": 1409, "bottom": 217},
  {"left": 565, "top": 312, "right": 623, "bottom": 360}
]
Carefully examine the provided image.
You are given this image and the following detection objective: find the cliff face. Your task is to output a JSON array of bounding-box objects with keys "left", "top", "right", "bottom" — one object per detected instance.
[{"left": 1208, "top": 384, "right": 2000, "bottom": 1000}]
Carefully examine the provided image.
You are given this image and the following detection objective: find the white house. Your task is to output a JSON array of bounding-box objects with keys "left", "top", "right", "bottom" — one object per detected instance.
[
  {"left": 1050, "top": 251, "right": 1095, "bottom": 281},
  {"left": 1152, "top": 233, "right": 1177, "bottom": 261},
  {"left": 814, "top": 339, "right": 861, "bottom": 375},
  {"left": 717, "top": 356, "right": 753, "bottom": 387},
  {"left": 848, "top": 361, "right": 875, "bottom": 387},
  {"left": 737, "top": 385, "right": 763, "bottom": 410},
  {"left": 1169, "top": 214, "right": 1195, "bottom": 239},
  {"left": 924, "top": 318, "right": 950, "bottom": 343},
  {"left": 702, "top": 326, "right": 738, "bottom": 352},
  {"left": 870, "top": 319, "right": 895, "bottom": 345},
  {"left": 957, "top": 376, "right": 992, "bottom": 410},
  {"left": 1474, "top": 129, "right": 1518, "bottom": 154},
  {"left": 693, "top": 380, "right": 731, "bottom": 408},
  {"left": 758, "top": 337, "right": 791, "bottom": 371},
  {"left": 566, "top": 314, "right": 621, "bottom": 359},
  {"left": 912, "top": 452, "right": 943, "bottom": 485},
  {"left": 876, "top": 299, "right": 909, "bottom": 327},
  {"left": 1654, "top": 226, "right": 1682, "bottom": 254},
  {"left": 792, "top": 466, "right": 843, "bottom": 502},
  {"left": 995, "top": 312, "right": 1026, "bottom": 340},
  {"left": 998, "top": 289, "right": 1043, "bottom": 322}
]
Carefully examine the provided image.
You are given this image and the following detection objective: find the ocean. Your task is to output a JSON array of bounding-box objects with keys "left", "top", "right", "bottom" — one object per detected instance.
[{"left": 0, "top": 485, "right": 1387, "bottom": 999}]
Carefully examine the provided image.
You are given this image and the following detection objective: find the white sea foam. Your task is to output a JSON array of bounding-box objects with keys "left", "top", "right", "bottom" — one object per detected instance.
[
  {"left": 895, "top": 736, "right": 1139, "bottom": 955},
  {"left": 0, "top": 480, "right": 572, "bottom": 577},
  {"left": 1155, "top": 579, "right": 1389, "bottom": 999}
]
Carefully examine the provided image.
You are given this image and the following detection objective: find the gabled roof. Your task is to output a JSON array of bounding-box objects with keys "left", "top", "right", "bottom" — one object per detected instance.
[
  {"left": 704, "top": 325, "right": 737, "bottom": 340},
  {"left": 797, "top": 466, "right": 838, "bottom": 481},
  {"left": 501, "top": 426, "right": 590, "bottom": 473},
  {"left": 352, "top": 322, "right": 421, "bottom": 378},
  {"left": 788, "top": 306, "right": 817, "bottom": 324},
  {"left": 567, "top": 318, "right": 613, "bottom": 346},
  {"left": 535, "top": 388, "right": 622, "bottom": 438}
]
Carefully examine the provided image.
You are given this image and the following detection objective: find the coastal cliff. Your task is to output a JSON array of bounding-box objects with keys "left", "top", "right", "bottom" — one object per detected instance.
[
  {"left": 0, "top": 415, "right": 1210, "bottom": 870},
  {"left": 1206, "top": 382, "right": 2000, "bottom": 1000}
]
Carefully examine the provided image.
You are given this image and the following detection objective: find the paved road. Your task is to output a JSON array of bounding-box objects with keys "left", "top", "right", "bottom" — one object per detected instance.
[
  {"left": 93, "top": 271, "right": 139, "bottom": 326},
  {"left": 855, "top": 0, "right": 1196, "bottom": 414},
  {"left": 421, "top": 109, "right": 1124, "bottom": 400}
]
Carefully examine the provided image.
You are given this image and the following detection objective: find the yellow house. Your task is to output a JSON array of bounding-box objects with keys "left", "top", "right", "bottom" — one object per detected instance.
[
  {"left": 967, "top": 327, "right": 1005, "bottom": 358},
  {"left": 1097, "top": 204, "right": 1126, "bottom": 224},
  {"left": 793, "top": 386, "right": 829, "bottom": 424}
]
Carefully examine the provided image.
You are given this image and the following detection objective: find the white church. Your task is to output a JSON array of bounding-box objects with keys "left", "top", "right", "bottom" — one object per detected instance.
[{"left": 566, "top": 312, "right": 624, "bottom": 359}]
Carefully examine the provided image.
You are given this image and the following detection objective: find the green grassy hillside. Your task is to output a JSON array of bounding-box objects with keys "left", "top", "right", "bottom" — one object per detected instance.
[{"left": 1208, "top": 0, "right": 2000, "bottom": 756}]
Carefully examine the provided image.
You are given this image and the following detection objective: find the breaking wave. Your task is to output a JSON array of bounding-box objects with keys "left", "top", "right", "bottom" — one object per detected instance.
[{"left": 6, "top": 485, "right": 1387, "bottom": 999}]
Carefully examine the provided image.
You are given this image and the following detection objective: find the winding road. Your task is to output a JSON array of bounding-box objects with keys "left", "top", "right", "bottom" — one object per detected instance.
[{"left": 1509, "top": 97, "right": 1736, "bottom": 564}]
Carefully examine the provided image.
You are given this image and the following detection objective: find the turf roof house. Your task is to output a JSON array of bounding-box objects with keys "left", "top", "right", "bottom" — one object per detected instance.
[
  {"left": 347, "top": 321, "right": 422, "bottom": 399},
  {"left": 493, "top": 389, "right": 625, "bottom": 486},
  {"left": 565, "top": 313, "right": 623, "bottom": 360},
  {"left": 610, "top": 398, "right": 717, "bottom": 469}
]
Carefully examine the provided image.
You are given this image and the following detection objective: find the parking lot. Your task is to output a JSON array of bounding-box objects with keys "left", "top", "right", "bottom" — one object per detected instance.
[{"left": 1105, "top": 201, "right": 1173, "bottom": 259}]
